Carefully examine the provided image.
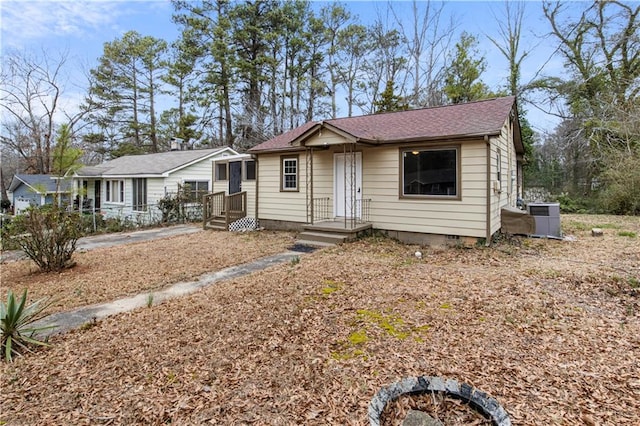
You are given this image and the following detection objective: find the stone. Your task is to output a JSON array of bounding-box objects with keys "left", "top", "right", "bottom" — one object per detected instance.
[
  {"left": 591, "top": 228, "right": 604, "bottom": 237},
  {"left": 402, "top": 410, "right": 443, "bottom": 426}
]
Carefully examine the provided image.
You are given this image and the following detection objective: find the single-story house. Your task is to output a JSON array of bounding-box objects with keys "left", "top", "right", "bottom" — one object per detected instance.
[
  {"left": 73, "top": 147, "right": 239, "bottom": 223},
  {"left": 8, "top": 174, "right": 71, "bottom": 214},
  {"left": 245, "top": 96, "right": 524, "bottom": 246}
]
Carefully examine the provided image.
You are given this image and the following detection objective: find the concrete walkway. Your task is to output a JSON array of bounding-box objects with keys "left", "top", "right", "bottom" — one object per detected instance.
[
  {"left": 33, "top": 249, "right": 309, "bottom": 337},
  {"left": 33, "top": 248, "right": 310, "bottom": 336},
  {"left": 5, "top": 223, "right": 315, "bottom": 337}
]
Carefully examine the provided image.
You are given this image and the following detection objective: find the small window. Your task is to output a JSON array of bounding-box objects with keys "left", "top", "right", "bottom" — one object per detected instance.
[
  {"left": 281, "top": 156, "right": 298, "bottom": 191},
  {"left": 245, "top": 160, "right": 256, "bottom": 181},
  {"left": 105, "top": 179, "right": 125, "bottom": 203},
  {"left": 401, "top": 147, "right": 458, "bottom": 197},
  {"left": 132, "top": 178, "right": 147, "bottom": 211},
  {"left": 216, "top": 163, "right": 228, "bottom": 181},
  {"left": 182, "top": 181, "right": 209, "bottom": 202}
]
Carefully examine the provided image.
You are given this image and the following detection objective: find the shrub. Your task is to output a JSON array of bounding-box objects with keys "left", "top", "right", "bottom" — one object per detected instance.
[
  {"left": 0, "top": 199, "right": 11, "bottom": 212},
  {"left": 1, "top": 289, "right": 55, "bottom": 362},
  {"left": 7, "top": 206, "right": 82, "bottom": 272},
  {"left": 598, "top": 149, "right": 640, "bottom": 215},
  {"left": 555, "top": 193, "right": 592, "bottom": 214}
]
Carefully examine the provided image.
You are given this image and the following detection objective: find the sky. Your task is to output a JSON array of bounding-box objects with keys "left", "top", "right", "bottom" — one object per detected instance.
[{"left": 0, "top": 0, "right": 575, "bottom": 134}]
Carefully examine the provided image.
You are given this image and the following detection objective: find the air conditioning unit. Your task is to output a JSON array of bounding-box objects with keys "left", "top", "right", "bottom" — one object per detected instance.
[{"left": 527, "top": 202, "right": 561, "bottom": 238}]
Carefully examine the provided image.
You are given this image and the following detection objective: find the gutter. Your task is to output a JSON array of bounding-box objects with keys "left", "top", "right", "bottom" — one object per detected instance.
[{"left": 485, "top": 135, "right": 492, "bottom": 247}]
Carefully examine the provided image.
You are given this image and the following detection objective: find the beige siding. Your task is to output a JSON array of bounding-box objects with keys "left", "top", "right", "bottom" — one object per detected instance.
[
  {"left": 257, "top": 153, "right": 308, "bottom": 223},
  {"left": 305, "top": 131, "right": 352, "bottom": 146},
  {"left": 363, "top": 142, "right": 488, "bottom": 238},
  {"left": 488, "top": 117, "right": 518, "bottom": 235}
]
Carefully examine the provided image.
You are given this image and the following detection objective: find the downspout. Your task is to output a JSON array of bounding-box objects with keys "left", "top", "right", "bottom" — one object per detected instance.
[
  {"left": 252, "top": 154, "right": 259, "bottom": 228},
  {"left": 485, "top": 135, "right": 492, "bottom": 247}
]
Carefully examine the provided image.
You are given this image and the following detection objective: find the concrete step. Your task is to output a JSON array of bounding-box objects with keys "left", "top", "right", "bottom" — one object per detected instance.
[
  {"left": 295, "top": 239, "right": 336, "bottom": 248},
  {"left": 296, "top": 231, "right": 349, "bottom": 246}
]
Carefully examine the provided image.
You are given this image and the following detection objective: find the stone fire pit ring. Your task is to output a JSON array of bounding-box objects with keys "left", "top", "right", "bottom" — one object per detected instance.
[{"left": 368, "top": 376, "right": 511, "bottom": 426}]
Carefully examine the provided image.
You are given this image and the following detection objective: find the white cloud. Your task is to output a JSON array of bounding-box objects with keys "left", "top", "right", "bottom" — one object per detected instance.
[{"left": 1, "top": 1, "right": 125, "bottom": 48}]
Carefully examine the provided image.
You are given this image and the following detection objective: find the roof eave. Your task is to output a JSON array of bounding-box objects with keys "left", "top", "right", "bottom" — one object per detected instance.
[
  {"left": 162, "top": 147, "right": 234, "bottom": 176},
  {"left": 358, "top": 131, "right": 503, "bottom": 145}
]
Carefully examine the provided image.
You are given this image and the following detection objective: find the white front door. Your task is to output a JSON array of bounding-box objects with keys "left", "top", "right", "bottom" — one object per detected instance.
[{"left": 334, "top": 152, "right": 362, "bottom": 218}]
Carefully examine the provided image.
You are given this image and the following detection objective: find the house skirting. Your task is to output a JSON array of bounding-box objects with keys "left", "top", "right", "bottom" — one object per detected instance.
[
  {"left": 260, "top": 218, "right": 481, "bottom": 247},
  {"left": 259, "top": 218, "right": 306, "bottom": 232},
  {"left": 376, "top": 230, "right": 478, "bottom": 248}
]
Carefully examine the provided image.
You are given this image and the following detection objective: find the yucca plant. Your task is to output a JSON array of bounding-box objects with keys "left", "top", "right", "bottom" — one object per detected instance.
[{"left": 1, "top": 289, "right": 55, "bottom": 362}]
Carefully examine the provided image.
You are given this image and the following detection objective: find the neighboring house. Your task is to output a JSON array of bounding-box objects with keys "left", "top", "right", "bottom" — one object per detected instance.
[
  {"left": 209, "top": 153, "right": 258, "bottom": 230},
  {"left": 248, "top": 96, "right": 524, "bottom": 246},
  {"left": 8, "top": 174, "right": 71, "bottom": 214},
  {"left": 73, "top": 147, "right": 239, "bottom": 223}
]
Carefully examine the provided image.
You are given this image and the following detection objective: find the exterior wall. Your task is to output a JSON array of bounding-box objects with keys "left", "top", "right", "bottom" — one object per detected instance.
[
  {"left": 12, "top": 185, "right": 43, "bottom": 213},
  {"left": 363, "top": 141, "right": 488, "bottom": 238},
  {"left": 257, "top": 152, "right": 308, "bottom": 224},
  {"left": 211, "top": 159, "right": 258, "bottom": 219},
  {"left": 488, "top": 117, "right": 518, "bottom": 236}
]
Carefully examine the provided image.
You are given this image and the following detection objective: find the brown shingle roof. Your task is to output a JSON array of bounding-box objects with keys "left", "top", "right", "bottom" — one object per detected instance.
[{"left": 250, "top": 96, "right": 518, "bottom": 152}]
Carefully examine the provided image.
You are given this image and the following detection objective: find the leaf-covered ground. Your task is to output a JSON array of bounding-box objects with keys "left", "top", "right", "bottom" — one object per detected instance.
[
  {"left": 1, "top": 214, "right": 639, "bottom": 425},
  {"left": 1, "top": 230, "right": 297, "bottom": 314}
]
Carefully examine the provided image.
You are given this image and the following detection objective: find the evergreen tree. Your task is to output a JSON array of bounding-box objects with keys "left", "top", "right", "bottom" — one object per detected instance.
[
  {"left": 444, "top": 32, "right": 493, "bottom": 104},
  {"left": 373, "top": 80, "right": 408, "bottom": 113},
  {"left": 84, "top": 31, "right": 168, "bottom": 156}
]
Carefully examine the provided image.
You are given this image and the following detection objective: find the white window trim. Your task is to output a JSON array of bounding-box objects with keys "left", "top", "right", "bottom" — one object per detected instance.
[
  {"left": 281, "top": 156, "right": 298, "bottom": 191},
  {"left": 105, "top": 179, "right": 125, "bottom": 204}
]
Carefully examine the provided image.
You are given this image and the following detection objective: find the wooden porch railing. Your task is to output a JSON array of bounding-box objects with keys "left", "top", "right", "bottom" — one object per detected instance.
[{"left": 202, "top": 191, "right": 247, "bottom": 230}]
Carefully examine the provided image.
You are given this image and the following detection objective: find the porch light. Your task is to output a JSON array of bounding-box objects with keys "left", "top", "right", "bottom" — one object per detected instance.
[{"left": 411, "top": 151, "right": 419, "bottom": 155}]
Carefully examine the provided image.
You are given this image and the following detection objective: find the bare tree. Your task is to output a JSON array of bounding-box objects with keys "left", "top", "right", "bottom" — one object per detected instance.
[
  {"left": 390, "top": 0, "right": 456, "bottom": 107},
  {"left": 487, "top": 1, "right": 531, "bottom": 98},
  {"left": 1, "top": 49, "right": 72, "bottom": 174}
]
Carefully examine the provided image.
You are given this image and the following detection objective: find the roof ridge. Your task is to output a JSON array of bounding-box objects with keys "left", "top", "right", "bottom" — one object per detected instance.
[{"left": 326, "top": 96, "right": 515, "bottom": 123}]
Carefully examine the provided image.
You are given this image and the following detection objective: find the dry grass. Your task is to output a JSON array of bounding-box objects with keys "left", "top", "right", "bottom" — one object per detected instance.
[
  {"left": 1, "top": 214, "right": 639, "bottom": 425},
  {"left": 1, "top": 230, "right": 297, "bottom": 314}
]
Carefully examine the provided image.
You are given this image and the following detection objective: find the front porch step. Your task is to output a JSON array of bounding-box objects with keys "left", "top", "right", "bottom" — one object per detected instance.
[
  {"left": 296, "top": 231, "right": 349, "bottom": 246},
  {"left": 205, "top": 219, "right": 227, "bottom": 230}
]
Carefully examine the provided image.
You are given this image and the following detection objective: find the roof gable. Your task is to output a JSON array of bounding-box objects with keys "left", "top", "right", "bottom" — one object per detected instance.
[
  {"left": 75, "top": 147, "right": 237, "bottom": 178},
  {"left": 250, "top": 96, "right": 519, "bottom": 152},
  {"left": 9, "top": 174, "right": 71, "bottom": 194}
]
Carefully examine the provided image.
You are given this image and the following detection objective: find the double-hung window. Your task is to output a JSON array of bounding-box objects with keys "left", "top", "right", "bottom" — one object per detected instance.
[
  {"left": 105, "top": 179, "right": 125, "bottom": 203},
  {"left": 281, "top": 156, "right": 298, "bottom": 191},
  {"left": 132, "top": 178, "right": 147, "bottom": 211},
  {"left": 401, "top": 147, "right": 459, "bottom": 198},
  {"left": 182, "top": 181, "right": 209, "bottom": 202}
]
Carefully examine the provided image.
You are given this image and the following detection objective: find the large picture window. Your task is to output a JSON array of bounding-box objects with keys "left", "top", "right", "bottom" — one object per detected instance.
[
  {"left": 105, "top": 179, "right": 125, "bottom": 203},
  {"left": 402, "top": 147, "right": 458, "bottom": 197},
  {"left": 132, "top": 178, "right": 147, "bottom": 211},
  {"left": 281, "top": 156, "right": 298, "bottom": 191},
  {"left": 182, "top": 180, "right": 209, "bottom": 202}
]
